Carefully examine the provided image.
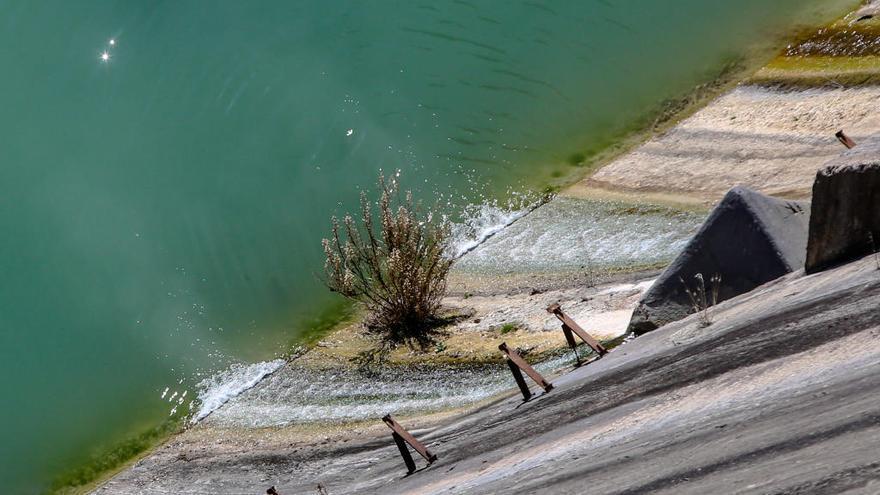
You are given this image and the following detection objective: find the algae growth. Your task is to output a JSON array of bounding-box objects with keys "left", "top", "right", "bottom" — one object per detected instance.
[{"left": 751, "top": 10, "right": 880, "bottom": 87}]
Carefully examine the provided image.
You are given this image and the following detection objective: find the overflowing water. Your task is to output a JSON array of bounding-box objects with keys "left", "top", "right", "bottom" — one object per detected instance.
[
  {"left": 0, "top": 0, "right": 859, "bottom": 492},
  {"left": 201, "top": 355, "right": 579, "bottom": 428},
  {"left": 456, "top": 198, "right": 702, "bottom": 274}
]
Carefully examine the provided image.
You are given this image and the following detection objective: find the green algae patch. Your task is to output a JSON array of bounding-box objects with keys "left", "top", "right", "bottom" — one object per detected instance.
[
  {"left": 49, "top": 416, "right": 185, "bottom": 494},
  {"left": 783, "top": 25, "right": 880, "bottom": 57},
  {"left": 566, "top": 152, "right": 587, "bottom": 167},
  {"left": 499, "top": 322, "right": 519, "bottom": 334},
  {"left": 749, "top": 9, "right": 880, "bottom": 88},
  {"left": 751, "top": 55, "right": 880, "bottom": 87},
  {"left": 283, "top": 298, "right": 359, "bottom": 354}
]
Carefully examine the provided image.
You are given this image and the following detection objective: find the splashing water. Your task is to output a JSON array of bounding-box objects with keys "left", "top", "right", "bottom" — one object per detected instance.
[
  {"left": 450, "top": 193, "right": 548, "bottom": 258},
  {"left": 192, "top": 359, "right": 286, "bottom": 423}
]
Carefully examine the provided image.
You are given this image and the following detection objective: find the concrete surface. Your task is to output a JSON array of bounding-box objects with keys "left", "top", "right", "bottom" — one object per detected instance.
[{"left": 95, "top": 254, "right": 880, "bottom": 494}]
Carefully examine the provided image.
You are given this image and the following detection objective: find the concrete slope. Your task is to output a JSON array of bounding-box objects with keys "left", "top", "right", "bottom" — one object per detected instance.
[
  {"left": 575, "top": 86, "right": 880, "bottom": 204},
  {"left": 95, "top": 254, "right": 880, "bottom": 494}
]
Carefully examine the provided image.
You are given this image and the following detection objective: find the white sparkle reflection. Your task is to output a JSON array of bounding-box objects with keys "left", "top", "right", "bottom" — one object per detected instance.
[
  {"left": 100, "top": 51, "right": 110, "bottom": 62},
  {"left": 109, "top": 39, "right": 116, "bottom": 46}
]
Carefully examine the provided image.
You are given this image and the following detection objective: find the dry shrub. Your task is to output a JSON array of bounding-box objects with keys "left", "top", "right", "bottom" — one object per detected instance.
[{"left": 322, "top": 173, "right": 454, "bottom": 346}]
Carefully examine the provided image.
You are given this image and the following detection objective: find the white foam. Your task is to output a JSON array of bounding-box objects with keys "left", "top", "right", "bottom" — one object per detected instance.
[
  {"left": 451, "top": 197, "right": 544, "bottom": 258},
  {"left": 191, "top": 359, "right": 285, "bottom": 424}
]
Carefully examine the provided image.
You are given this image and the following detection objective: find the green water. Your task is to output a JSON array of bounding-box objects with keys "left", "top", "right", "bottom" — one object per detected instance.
[{"left": 0, "top": 1, "right": 856, "bottom": 492}]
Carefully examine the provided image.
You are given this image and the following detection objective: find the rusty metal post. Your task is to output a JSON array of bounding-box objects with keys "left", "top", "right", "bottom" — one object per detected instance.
[
  {"left": 506, "top": 357, "right": 533, "bottom": 401},
  {"left": 498, "top": 342, "right": 553, "bottom": 393},
  {"left": 561, "top": 324, "right": 582, "bottom": 365},
  {"left": 392, "top": 432, "right": 417, "bottom": 473},
  {"left": 382, "top": 414, "right": 437, "bottom": 473},
  {"left": 547, "top": 303, "right": 607, "bottom": 357},
  {"left": 836, "top": 130, "right": 856, "bottom": 149}
]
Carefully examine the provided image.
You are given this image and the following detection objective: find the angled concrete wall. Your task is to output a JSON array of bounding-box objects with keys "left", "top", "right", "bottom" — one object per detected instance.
[
  {"left": 628, "top": 186, "right": 810, "bottom": 334},
  {"left": 806, "top": 135, "right": 880, "bottom": 274}
]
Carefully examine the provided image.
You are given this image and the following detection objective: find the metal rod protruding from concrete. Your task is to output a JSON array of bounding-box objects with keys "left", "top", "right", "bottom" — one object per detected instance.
[
  {"left": 561, "top": 324, "right": 582, "bottom": 365},
  {"left": 547, "top": 303, "right": 608, "bottom": 357},
  {"left": 506, "top": 357, "right": 533, "bottom": 401},
  {"left": 392, "top": 432, "right": 417, "bottom": 473},
  {"left": 836, "top": 130, "right": 857, "bottom": 149},
  {"left": 498, "top": 342, "right": 553, "bottom": 394},
  {"left": 382, "top": 414, "right": 437, "bottom": 474}
]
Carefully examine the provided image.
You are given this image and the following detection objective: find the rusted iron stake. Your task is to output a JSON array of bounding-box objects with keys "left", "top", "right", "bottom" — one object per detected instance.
[
  {"left": 392, "top": 432, "right": 417, "bottom": 473},
  {"left": 382, "top": 414, "right": 437, "bottom": 473},
  {"left": 561, "top": 324, "right": 582, "bottom": 365},
  {"left": 499, "top": 342, "right": 553, "bottom": 393},
  {"left": 547, "top": 303, "right": 607, "bottom": 357},
  {"left": 836, "top": 130, "right": 857, "bottom": 149},
  {"left": 506, "top": 357, "right": 533, "bottom": 401}
]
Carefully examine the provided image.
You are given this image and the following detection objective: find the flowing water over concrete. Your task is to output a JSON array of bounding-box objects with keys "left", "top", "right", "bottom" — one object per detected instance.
[
  {"left": 200, "top": 356, "right": 575, "bottom": 429},
  {"left": 456, "top": 197, "right": 702, "bottom": 275}
]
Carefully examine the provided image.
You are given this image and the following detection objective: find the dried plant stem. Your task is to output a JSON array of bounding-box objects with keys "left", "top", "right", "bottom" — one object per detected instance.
[
  {"left": 869, "top": 232, "right": 880, "bottom": 271},
  {"left": 680, "top": 273, "right": 721, "bottom": 328}
]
